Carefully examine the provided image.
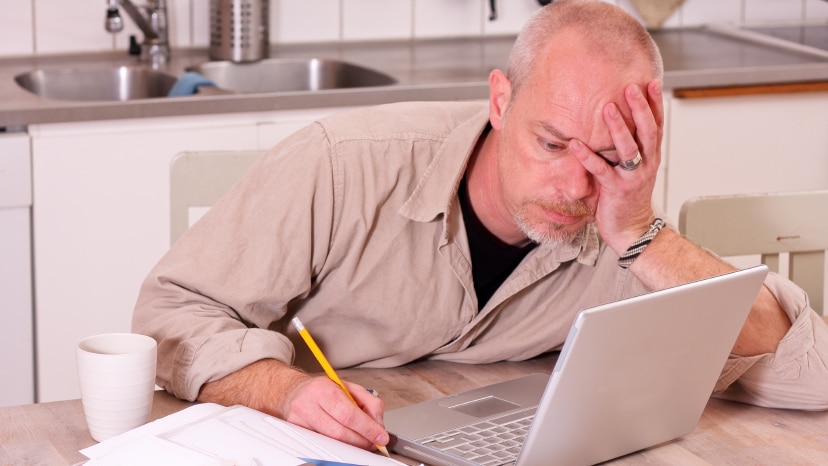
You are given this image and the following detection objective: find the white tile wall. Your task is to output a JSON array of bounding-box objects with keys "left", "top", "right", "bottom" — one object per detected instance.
[
  {"left": 806, "top": 0, "right": 828, "bottom": 21},
  {"left": 483, "top": 0, "right": 542, "bottom": 36},
  {"left": 168, "top": 0, "right": 194, "bottom": 48},
  {"left": 0, "top": 0, "right": 825, "bottom": 58},
  {"left": 274, "top": 0, "right": 341, "bottom": 43},
  {"left": 0, "top": 0, "right": 34, "bottom": 56},
  {"left": 745, "top": 0, "right": 805, "bottom": 23},
  {"left": 35, "top": 0, "right": 117, "bottom": 55},
  {"left": 192, "top": 1, "right": 210, "bottom": 48},
  {"left": 681, "top": 0, "right": 743, "bottom": 26},
  {"left": 415, "top": 0, "right": 483, "bottom": 39},
  {"left": 342, "top": 0, "right": 413, "bottom": 41}
]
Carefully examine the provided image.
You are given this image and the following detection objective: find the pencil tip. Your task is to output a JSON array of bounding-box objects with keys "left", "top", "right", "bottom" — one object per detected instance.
[{"left": 377, "top": 445, "right": 391, "bottom": 457}]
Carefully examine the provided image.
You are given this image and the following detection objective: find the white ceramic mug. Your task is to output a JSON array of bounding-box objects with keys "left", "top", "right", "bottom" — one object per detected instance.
[{"left": 76, "top": 333, "right": 157, "bottom": 442}]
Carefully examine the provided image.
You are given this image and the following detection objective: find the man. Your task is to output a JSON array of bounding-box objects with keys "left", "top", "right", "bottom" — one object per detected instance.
[{"left": 133, "top": 0, "right": 828, "bottom": 453}]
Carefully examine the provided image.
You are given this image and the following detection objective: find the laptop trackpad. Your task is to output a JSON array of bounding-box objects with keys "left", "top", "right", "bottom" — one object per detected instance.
[{"left": 444, "top": 396, "right": 521, "bottom": 418}]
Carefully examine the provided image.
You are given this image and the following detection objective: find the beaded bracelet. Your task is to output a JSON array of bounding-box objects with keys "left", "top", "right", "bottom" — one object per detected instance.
[{"left": 618, "top": 218, "right": 665, "bottom": 269}]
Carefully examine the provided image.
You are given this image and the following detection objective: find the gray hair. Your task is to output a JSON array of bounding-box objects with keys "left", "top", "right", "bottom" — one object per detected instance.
[{"left": 506, "top": 0, "right": 664, "bottom": 97}]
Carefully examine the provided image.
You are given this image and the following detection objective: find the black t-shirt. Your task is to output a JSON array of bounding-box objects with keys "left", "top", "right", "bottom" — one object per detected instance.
[{"left": 459, "top": 179, "right": 537, "bottom": 310}]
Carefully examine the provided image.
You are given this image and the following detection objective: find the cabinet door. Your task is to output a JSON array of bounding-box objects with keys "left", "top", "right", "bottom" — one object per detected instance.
[
  {"left": 255, "top": 106, "right": 350, "bottom": 149},
  {"left": 663, "top": 91, "right": 828, "bottom": 223},
  {"left": 31, "top": 117, "right": 259, "bottom": 402},
  {"left": 0, "top": 132, "right": 34, "bottom": 407}
]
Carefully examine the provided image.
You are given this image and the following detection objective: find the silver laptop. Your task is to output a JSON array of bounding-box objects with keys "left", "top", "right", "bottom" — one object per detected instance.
[{"left": 385, "top": 266, "right": 769, "bottom": 466}]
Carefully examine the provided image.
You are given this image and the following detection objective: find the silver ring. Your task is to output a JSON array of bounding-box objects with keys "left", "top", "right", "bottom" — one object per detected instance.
[{"left": 618, "top": 152, "right": 642, "bottom": 171}]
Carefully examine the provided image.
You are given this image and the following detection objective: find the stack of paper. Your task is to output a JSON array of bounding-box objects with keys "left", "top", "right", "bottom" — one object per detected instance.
[{"left": 80, "top": 403, "right": 406, "bottom": 466}]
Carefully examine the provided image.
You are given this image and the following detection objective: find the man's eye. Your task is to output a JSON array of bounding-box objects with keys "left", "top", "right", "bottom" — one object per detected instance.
[{"left": 540, "top": 139, "right": 565, "bottom": 152}]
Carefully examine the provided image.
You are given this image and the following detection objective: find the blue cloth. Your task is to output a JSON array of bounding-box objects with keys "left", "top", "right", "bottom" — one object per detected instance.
[{"left": 167, "top": 72, "right": 216, "bottom": 96}]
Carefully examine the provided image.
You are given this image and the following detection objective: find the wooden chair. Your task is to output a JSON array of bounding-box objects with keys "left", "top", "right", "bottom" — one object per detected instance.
[
  {"left": 679, "top": 190, "right": 828, "bottom": 315},
  {"left": 169, "top": 150, "right": 265, "bottom": 245}
]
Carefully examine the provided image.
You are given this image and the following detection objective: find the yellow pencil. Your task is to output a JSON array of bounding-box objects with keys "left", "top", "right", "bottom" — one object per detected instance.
[{"left": 291, "top": 317, "right": 391, "bottom": 458}]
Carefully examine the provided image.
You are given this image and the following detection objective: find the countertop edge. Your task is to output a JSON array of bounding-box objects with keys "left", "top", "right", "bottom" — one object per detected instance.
[{"left": 5, "top": 25, "right": 828, "bottom": 128}]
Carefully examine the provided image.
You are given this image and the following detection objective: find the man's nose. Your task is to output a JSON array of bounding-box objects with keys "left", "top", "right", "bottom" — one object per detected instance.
[{"left": 556, "top": 155, "right": 595, "bottom": 201}]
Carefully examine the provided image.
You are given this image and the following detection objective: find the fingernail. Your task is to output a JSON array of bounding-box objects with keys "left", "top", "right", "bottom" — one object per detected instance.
[{"left": 569, "top": 138, "right": 583, "bottom": 151}]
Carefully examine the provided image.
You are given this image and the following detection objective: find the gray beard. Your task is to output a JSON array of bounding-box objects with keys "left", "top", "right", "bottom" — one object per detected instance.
[{"left": 514, "top": 211, "right": 588, "bottom": 246}]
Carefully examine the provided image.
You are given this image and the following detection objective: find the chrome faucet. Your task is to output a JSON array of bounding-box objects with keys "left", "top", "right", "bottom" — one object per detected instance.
[{"left": 105, "top": 0, "right": 169, "bottom": 68}]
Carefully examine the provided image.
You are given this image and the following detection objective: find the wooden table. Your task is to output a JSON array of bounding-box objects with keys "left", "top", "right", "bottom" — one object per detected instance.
[{"left": 2, "top": 354, "right": 828, "bottom": 465}]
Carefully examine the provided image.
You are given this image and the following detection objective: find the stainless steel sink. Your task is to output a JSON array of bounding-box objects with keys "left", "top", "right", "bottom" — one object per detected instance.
[
  {"left": 187, "top": 58, "right": 396, "bottom": 94},
  {"left": 14, "top": 66, "right": 178, "bottom": 101}
]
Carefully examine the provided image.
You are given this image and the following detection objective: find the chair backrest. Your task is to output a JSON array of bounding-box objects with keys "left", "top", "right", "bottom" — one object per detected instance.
[
  {"left": 170, "top": 150, "right": 265, "bottom": 244},
  {"left": 679, "top": 190, "right": 828, "bottom": 315}
]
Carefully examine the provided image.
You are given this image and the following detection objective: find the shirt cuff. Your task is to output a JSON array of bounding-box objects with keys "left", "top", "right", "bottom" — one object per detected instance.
[
  {"left": 713, "top": 273, "right": 828, "bottom": 409},
  {"left": 170, "top": 328, "right": 295, "bottom": 401}
]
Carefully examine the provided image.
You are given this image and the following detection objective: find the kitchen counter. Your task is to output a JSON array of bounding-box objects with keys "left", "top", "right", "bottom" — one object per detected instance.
[
  {"left": 744, "top": 23, "right": 828, "bottom": 51},
  {"left": 2, "top": 24, "right": 828, "bottom": 128}
]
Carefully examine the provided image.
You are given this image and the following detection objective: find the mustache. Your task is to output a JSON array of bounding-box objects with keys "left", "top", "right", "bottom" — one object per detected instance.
[{"left": 529, "top": 198, "right": 594, "bottom": 217}]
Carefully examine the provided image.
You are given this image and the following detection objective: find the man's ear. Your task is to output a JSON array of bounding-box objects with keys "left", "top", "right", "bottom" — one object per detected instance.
[{"left": 488, "top": 69, "right": 512, "bottom": 131}]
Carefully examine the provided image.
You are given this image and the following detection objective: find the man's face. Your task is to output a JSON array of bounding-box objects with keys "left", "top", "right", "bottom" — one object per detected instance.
[{"left": 490, "top": 38, "right": 649, "bottom": 246}]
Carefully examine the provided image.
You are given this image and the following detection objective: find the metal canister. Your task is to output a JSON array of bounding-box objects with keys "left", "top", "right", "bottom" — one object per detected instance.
[{"left": 209, "top": 0, "right": 269, "bottom": 62}]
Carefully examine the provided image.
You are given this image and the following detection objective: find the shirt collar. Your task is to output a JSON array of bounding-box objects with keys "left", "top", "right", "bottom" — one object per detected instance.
[{"left": 399, "top": 105, "right": 491, "bottom": 223}]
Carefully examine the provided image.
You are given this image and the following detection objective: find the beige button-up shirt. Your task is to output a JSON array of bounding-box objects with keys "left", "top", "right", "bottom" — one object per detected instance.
[{"left": 133, "top": 101, "right": 828, "bottom": 410}]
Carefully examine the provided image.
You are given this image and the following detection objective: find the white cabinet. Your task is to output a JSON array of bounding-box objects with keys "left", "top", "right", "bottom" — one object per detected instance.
[
  {"left": 0, "top": 131, "right": 34, "bottom": 407},
  {"left": 30, "top": 108, "right": 340, "bottom": 402},
  {"left": 662, "top": 90, "right": 828, "bottom": 223}
]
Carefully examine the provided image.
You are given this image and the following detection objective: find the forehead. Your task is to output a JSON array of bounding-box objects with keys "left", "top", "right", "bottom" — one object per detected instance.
[{"left": 513, "top": 35, "right": 651, "bottom": 145}]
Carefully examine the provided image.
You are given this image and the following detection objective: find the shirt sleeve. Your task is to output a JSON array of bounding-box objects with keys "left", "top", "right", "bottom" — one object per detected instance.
[
  {"left": 132, "top": 122, "right": 337, "bottom": 402},
  {"left": 712, "top": 272, "right": 828, "bottom": 410}
]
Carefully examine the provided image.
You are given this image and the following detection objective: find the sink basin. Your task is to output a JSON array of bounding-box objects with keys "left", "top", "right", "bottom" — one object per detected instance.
[
  {"left": 14, "top": 66, "right": 178, "bottom": 101},
  {"left": 187, "top": 58, "right": 396, "bottom": 94}
]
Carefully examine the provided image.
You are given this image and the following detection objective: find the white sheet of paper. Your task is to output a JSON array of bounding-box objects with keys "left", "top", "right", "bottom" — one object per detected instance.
[
  {"left": 81, "top": 403, "right": 225, "bottom": 461},
  {"left": 80, "top": 403, "right": 405, "bottom": 466},
  {"left": 162, "top": 416, "right": 305, "bottom": 465},
  {"left": 84, "top": 435, "right": 222, "bottom": 466}
]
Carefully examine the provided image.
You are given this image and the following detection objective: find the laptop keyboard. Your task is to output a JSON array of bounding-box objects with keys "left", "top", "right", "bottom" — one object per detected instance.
[{"left": 416, "top": 408, "right": 535, "bottom": 466}]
